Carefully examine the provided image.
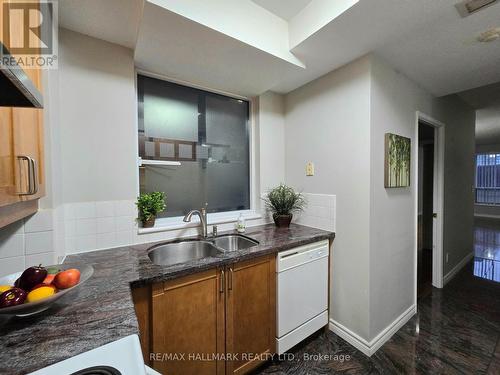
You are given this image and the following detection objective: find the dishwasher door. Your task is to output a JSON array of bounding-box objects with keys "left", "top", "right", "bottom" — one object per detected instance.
[{"left": 277, "top": 240, "right": 329, "bottom": 339}]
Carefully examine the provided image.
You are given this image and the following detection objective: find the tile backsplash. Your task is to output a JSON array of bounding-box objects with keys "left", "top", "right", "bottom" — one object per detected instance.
[
  {"left": 0, "top": 194, "right": 336, "bottom": 277},
  {"left": 0, "top": 209, "right": 56, "bottom": 277},
  {"left": 63, "top": 200, "right": 138, "bottom": 254},
  {"left": 295, "top": 193, "right": 336, "bottom": 232}
]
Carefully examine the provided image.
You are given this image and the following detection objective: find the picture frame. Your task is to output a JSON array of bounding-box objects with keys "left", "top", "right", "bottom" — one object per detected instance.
[{"left": 384, "top": 133, "right": 411, "bottom": 188}]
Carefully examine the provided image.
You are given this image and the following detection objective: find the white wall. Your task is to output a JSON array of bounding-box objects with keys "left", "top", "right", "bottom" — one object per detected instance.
[
  {"left": 59, "top": 29, "right": 138, "bottom": 203},
  {"left": 434, "top": 95, "right": 475, "bottom": 275},
  {"left": 284, "top": 53, "right": 475, "bottom": 350},
  {"left": 285, "top": 55, "right": 372, "bottom": 339},
  {"left": 258, "top": 91, "right": 286, "bottom": 196},
  {"left": 369, "top": 55, "right": 475, "bottom": 340},
  {"left": 369, "top": 56, "right": 431, "bottom": 339}
]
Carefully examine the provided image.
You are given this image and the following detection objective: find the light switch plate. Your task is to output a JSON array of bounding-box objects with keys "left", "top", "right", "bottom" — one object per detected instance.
[{"left": 306, "top": 162, "right": 314, "bottom": 176}]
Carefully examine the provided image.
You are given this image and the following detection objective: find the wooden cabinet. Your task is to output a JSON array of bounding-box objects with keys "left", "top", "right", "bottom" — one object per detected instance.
[
  {"left": 225, "top": 256, "right": 276, "bottom": 375},
  {"left": 151, "top": 268, "right": 225, "bottom": 375},
  {"left": 133, "top": 255, "right": 276, "bottom": 375},
  {"left": 0, "top": 0, "right": 45, "bottom": 228},
  {"left": 0, "top": 107, "right": 16, "bottom": 207}
]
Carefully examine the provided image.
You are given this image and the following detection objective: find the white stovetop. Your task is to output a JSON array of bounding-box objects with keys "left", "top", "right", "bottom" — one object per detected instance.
[{"left": 28, "top": 334, "right": 160, "bottom": 375}]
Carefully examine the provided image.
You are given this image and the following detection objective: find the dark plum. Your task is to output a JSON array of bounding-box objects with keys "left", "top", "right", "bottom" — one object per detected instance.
[{"left": 0, "top": 288, "right": 27, "bottom": 308}]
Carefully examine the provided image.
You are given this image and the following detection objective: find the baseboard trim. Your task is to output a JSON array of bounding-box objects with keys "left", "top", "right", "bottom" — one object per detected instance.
[
  {"left": 329, "top": 304, "right": 416, "bottom": 356},
  {"left": 443, "top": 252, "right": 474, "bottom": 286}
]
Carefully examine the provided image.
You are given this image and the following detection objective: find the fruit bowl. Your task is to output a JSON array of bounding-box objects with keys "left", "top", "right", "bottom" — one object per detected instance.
[{"left": 0, "top": 263, "right": 93, "bottom": 316}]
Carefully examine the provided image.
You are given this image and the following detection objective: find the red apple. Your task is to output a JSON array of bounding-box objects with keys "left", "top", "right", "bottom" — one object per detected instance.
[{"left": 53, "top": 269, "right": 80, "bottom": 289}]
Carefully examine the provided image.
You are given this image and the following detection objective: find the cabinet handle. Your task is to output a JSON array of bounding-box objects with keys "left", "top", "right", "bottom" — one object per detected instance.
[
  {"left": 219, "top": 269, "right": 225, "bottom": 293},
  {"left": 29, "top": 157, "right": 38, "bottom": 195},
  {"left": 228, "top": 267, "right": 233, "bottom": 291},
  {"left": 17, "top": 156, "right": 33, "bottom": 196}
]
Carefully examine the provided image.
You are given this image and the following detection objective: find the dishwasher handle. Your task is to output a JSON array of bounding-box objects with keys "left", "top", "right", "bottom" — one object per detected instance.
[{"left": 277, "top": 240, "right": 329, "bottom": 272}]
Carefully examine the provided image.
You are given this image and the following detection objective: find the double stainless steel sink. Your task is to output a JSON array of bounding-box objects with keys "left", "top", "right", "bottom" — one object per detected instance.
[{"left": 148, "top": 234, "right": 259, "bottom": 266}]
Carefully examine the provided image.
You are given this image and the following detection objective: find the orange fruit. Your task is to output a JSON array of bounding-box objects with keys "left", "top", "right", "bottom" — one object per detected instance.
[
  {"left": 53, "top": 269, "right": 80, "bottom": 289},
  {"left": 27, "top": 285, "right": 56, "bottom": 303},
  {"left": 0, "top": 285, "right": 12, "bottom": 293}
]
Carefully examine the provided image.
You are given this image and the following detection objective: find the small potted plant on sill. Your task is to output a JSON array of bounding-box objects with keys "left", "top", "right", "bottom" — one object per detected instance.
[
  {"left": 263, "top": 184, "right": 306, "bottom": 228},
  {"left": 136, "top": 192, "right": 166, "bottom": 228}
]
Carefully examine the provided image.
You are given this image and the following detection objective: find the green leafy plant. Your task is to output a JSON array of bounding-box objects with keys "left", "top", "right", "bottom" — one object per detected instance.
[
  {"left": 263, "top": 184, "right": 306, "bottom": 217},
  {"left": 136, "top": 192, "right": 166, "bottom": 222}
]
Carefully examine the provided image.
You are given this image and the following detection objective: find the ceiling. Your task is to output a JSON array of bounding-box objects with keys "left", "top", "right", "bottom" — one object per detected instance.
[
  {"left": 58, "top": 0, "right": 142, "bottom": 49},
  {"left": 376, "top": 0, "right": 500, "bottom": 97},
  {"left": 251, "top": 0, "right": 312, "bottom": 21},
  {"left": 59, "top": 0, "right": 500, "bottom": 98},
  {"left": 134, "top": 2, "right": 304, "bottom": 97}
]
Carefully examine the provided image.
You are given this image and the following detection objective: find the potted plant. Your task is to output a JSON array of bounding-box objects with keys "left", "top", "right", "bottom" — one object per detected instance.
[
  {"left": 263, "top": 184, "right": 306, "bottom": 228},
  {"left": 136, "top": 192, "right": 166, "bottom": 228}
]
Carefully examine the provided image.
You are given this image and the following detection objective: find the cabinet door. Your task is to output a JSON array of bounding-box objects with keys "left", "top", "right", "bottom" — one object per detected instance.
[
  {"left": 0, "top": 107, "right": 20, "bottom": 207},
  {"left": 12, "top": 105, "right": 45, "bottom": 200},
  {"left": 226, "top": 256, "right": 276, "bottom": 375},
  {"left": 1, "top": 0, "right": 44, "bottom": 203},
  {"left": 10, "top": 0, "right": 44, "bottom": 201},
  {"left": 151, "top": 268, "right": 225, "bottom": 375}
]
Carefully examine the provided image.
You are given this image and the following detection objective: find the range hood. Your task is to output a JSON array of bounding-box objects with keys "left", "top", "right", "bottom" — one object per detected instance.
[{"left": 0, "top": 41, "right": 43, "bottom": 108}]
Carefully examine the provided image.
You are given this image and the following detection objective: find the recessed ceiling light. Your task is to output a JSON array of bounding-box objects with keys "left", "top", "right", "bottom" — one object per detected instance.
[{"left": 477, "top": 27, "right": 500, "bottom": 43}]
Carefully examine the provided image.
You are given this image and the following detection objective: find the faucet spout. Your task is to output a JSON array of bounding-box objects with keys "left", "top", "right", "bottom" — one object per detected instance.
[{"left": 183, "top": 207, "right": 208, "bottom": 238}]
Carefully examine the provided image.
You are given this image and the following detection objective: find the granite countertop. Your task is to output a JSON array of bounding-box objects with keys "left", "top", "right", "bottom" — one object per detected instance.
[{"left": 0, "top": 223, "right": 334, "bottom": 374}]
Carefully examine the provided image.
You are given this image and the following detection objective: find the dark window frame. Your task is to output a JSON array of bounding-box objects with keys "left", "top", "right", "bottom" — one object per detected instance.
[
  {"left": 475, "top": 153, "right": 500, "bottom": 206},
  {"left": 137, "top": 74, "right": 252, "bottom": 218}
]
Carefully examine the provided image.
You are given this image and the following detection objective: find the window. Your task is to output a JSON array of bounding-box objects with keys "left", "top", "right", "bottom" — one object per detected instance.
[
  {"left": 137, "top": 75, "right": 251, "bottom": 218},
  {"left": 475, "top": 153, "right": 500, "bottom": 205}
]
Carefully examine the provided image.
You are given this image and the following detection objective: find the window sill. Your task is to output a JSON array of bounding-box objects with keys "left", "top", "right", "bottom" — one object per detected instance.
[{"left": 137, "top": 210, "right": 262, "bottom": 235}]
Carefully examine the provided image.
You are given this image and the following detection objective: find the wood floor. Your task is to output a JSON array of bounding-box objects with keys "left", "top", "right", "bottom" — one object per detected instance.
[{"left": 257, "top": 218, "right": 500, "bottom": 374}]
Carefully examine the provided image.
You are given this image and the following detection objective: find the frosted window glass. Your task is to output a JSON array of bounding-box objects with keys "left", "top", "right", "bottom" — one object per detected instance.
[
  {"left": 137, "top": 75, "right": 250, "bottom": 218},
  {"left": 142, "top": 76, "right": 198, "bottom": 142}
]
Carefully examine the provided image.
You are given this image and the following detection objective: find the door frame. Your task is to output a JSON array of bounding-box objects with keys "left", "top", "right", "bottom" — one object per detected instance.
[{"left": 414, "top": 111, "right": 445, "bottom": 300}]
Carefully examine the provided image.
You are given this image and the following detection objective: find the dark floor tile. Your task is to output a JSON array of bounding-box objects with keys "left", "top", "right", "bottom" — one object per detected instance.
[{"left": 257, "top": 219, "right": 500, "bottom": 374}]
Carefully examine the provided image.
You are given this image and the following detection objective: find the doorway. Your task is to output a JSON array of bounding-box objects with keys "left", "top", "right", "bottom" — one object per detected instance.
[
  {"left": 417, "top": 122, "right": 435, "bottom": 298},
  {"left": 415, "top": 112, "right": 445, "bottom": 300}
]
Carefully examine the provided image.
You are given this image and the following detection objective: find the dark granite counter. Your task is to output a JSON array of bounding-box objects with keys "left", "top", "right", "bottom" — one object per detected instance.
[{"left": 0, "top": 224, "right": 334, "bottom": 374}]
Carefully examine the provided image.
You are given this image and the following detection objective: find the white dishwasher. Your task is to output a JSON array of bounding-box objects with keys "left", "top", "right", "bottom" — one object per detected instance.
[{"left": 276, "top": 240, "right": 329, "bottom": 354}]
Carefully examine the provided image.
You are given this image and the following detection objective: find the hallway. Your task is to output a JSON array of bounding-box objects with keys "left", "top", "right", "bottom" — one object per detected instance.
[{"left": 257, "top": 218, "right": 500, "bottom": 374}]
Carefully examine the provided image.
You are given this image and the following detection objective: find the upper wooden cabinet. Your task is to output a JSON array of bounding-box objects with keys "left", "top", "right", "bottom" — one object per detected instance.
[
  {"left": 0, "top": 0, "right": 45, "bottom": 228},
  {"left": 134, "top": 255, "right": 277, "bottom": 375}
]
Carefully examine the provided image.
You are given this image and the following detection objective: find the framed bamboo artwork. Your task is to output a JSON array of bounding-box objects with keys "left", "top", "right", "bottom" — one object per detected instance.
[{"left": 384, "top": 133, "right": 411, "bottom": 188}]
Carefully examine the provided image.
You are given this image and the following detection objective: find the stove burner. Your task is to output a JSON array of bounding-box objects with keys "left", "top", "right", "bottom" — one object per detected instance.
[{"left": 70, "top": 366, "right": 122, "bottom": 375}]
